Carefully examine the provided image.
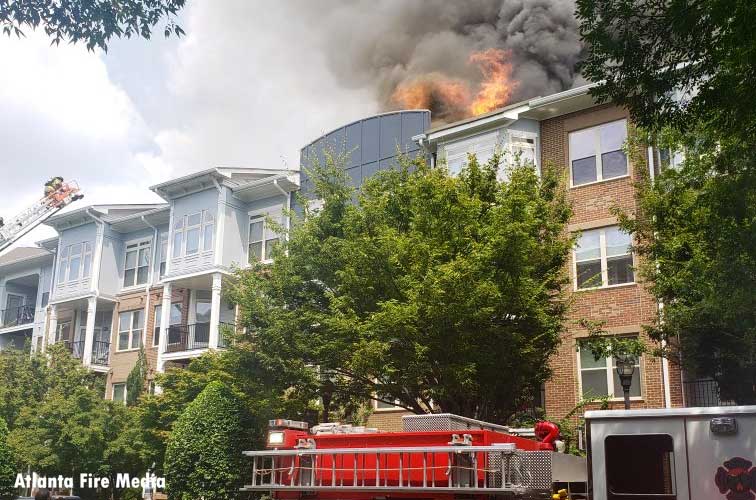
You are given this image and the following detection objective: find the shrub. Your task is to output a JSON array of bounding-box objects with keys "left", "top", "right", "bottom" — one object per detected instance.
[
  {"left": 0, "top": 419, "right": 15, "bottom": 500},
  {"left": 164, "top": 381, "right": 244, "bottom": 499}
]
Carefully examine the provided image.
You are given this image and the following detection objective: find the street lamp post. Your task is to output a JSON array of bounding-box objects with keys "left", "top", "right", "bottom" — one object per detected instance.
[{"left": 615, "top": 355, "right": 636, "bottom": 410}]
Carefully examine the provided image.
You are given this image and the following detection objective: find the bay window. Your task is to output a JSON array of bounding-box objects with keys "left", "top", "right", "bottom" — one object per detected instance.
[
  {"left": 185, "top": 212, "right": 201, "bottom": 255},
  {"left": 172, "top": 217, "right": 184, "bottom": 258},
  {"left": 171, "top": 210, "right": 215, "bottom": 258},
  {"left": 569, "top": 119, "right": 628, "bottom": 186},
  {"left": 575, "top": 226, "right": 634, "bottom": 290},
  {"left": 57, "top": 242, "right": 93, "bottom": 283},
  {"left": 159, "top": 232, "right": 168, "bottom": 277},
  {"left": 203, "top": 211, "right": 214, "bottom": 251}
]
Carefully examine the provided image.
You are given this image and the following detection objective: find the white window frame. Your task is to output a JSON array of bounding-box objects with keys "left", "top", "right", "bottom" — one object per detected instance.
[
  {"left": 122, "top": 239, "right": 151, "bottom": 289},
  {"left": 247, "top": 210, "right": 284, "bottom": 264},
  {"left": 171, "top": 210, "right": 215, "bottom": 258},
  {"left": 159, "top": 232, "right": 168, "bottom": 277},
  {"left": 577, "top": 338, "right": 643, "bottom": 401},
  {"left": 117, "top": 310, "right": 143, "bottom": 352},
  {"left": 569, "top": 119, "right": 629, "bottom": 188},
  {"left": 573, "top": 226, "right": 635, "bottom": 291},
  {"left": 57, "top": 242, "right": 93, "bottom": 283},
  {"left": 507, "top": 130, "right": 538, "bottom": 171},
  {"left": 112, "top": 383, "right": 127, "bottom": 404},
  {"left": 373, "top": 395, "right": 404, "bottom": 412}
]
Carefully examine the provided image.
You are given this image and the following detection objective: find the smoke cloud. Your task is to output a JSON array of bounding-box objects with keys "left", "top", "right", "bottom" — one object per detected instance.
[{"left": 299, "top": 0, "right": 584, "bottom": 123}]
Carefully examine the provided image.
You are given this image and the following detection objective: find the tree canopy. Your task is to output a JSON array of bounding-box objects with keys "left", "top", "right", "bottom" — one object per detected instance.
[
  {"left": 164, "top": 381, "right": 244, "bottom": 500},
  {"left": 229, "top": 152, "right": 573, "bottom": 423},
  {"left": 577, "top": 0, "right": 756, "bottom": 143},
  {"left": 0, "top": 0, "right": 185, "bottom": 51}
]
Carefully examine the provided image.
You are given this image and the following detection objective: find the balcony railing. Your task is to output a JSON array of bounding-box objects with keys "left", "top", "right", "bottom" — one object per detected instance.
[
  {"left": 165, "top": 322, "right": 235, "bottom": 353},
  {"left": 684, "top": 379, "right": 737, "bottom": 407},
  {"left": 63, "top": 339, "right": 110, "bottom": 366},
  {"left": 1, "top": 305, "right": 35, "bottom": 328}
]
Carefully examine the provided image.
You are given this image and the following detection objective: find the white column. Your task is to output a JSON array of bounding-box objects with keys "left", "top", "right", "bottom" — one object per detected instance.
[
  {"left": 156, "top": 283, "right": 172, "bottom": 373},
  {"left": 208, "top": 273, "right": 222, "bottom": 349},
  {"left": 82, "top": 297, "right": 97, "bottom": 367},
  {"left": 46, "top": 304, "right": 58, "bottom": 351}
]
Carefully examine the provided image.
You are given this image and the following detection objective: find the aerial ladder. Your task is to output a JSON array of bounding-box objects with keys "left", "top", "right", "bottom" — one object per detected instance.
[{"left": 0, "top": 177, "right": 84, "bottom": 254}]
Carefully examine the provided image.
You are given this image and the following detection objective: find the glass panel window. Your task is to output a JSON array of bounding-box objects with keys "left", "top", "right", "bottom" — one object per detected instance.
[
  {"left": 249, "top": 213, "right": 284, "bottom": 263},
  {"left": 159, "top": 233, "right": 168, "bottom": 276},
  {"left": 444, "top": 131, "right": 501, "bottom": 177},
  {"left": 605, "top": 434, "right": 676, "bottom": 498},
  {"left": 154, "top": 303, "right": 183, "bottom": 347},
  {"left": 184, "top": 212, "right": 202, "bottom": 256},
  {"left": 574, "top": 226, "right": 634, "bottom": 290},
  {"left": 117, "top": 310, "right": 143, "bottom": 351},
  {"left": 579, "top": 338, "right": 641, "bottom": 399},
  {"left": 123, "top": 241, "right": 151, "bottom": 287},
  {"left": 82, "top": 243, "right": 92, "bottom": 278},
  {"left": 196, "top": 300, "right": 211, "bottom": 323},
  {"left": 203, "top": 211, "right": 214, "bottom": 252},
  {"left": 569, "top": 119, "right": 628, "bottom": 186},
  {"left": 68, "top": 243, "right": 82, "bottom": 281},
  {"left": 172, "top": 230, "right": 183, "bottom": 258},
  {"left": 112, "top": 383, "right": 126, "bottom": 404}
]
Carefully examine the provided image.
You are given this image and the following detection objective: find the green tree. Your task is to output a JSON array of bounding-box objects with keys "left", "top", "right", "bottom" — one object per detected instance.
[
  {"left": 615, "top": 127, "right": 756, "bottom": 403},
  {"left": 577, "top": 0, "right": 756, "bottom": 142},
  {"left": 0, "top": 419, "right": 14, "bottom": 500},
  {"left": 0, "top": 0, "right": 186, "bottom": 51},
  {"left": 229, "top": 152, "right": 573, "bottom": 423},
  {"left": 126, "top": 347, "right": 147, "bottom": 406},
  {"left": 164, "top": 381, "right": 244, "bottom": 500}
]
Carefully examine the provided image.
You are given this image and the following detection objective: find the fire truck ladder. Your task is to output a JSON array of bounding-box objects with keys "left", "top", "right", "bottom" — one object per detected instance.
[
  {"left": 242, "top": 444, "right": 536, "bottom": 495},
  {"left": 0, "top": 181, "right": 83, "bottom": 253}
]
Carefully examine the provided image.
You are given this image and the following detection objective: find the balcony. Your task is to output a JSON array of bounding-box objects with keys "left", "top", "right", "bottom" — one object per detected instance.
[
  {"left": 165, "top": 322, "right": 234, "bottom": 353},
  {"left": 1, "top": 305, "right": 35, "bottom": 329},
  {"left": 64, "top": 340, "right": 110, "bottom": 366}
]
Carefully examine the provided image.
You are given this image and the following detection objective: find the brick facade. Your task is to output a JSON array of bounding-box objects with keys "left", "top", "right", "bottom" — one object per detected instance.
[
  {"left": 104, "top": 287, "right": 190, "bottom": 399},
  {"left": 541, "top": 104, "right": 684, "bottom": 420}
]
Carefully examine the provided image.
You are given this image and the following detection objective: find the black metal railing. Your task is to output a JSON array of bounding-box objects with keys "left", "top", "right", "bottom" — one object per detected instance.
[
  {"left": 63, "top": 339, "right": 110, "bottom": 366},
  {"left": 165, "top": 322, "right": 235, "bottom": 353},
  {"left": 64, "top": 340, "right": 85, "bottom": 359},
  {"left": 684, "top": 379, "right": 736, "bottom": 407},
  {"left": 91, "top": 341, "right": 110, "bottom": 366},
  {"left": 1, "top": 305, "right": 35, "bottom": 328}
]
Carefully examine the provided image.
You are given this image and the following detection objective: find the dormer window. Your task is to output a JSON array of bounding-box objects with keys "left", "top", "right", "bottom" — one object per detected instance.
[
  {"left": 171, "top": 210, "right": 215, "bottom": 259},
  {"left": 58, "top": 242, "right": 92, "bottom": 283}
]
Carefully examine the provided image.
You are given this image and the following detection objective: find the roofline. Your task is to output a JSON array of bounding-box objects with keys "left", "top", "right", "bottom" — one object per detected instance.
[
  {"left": 149, "top": 167, "right": 222, "bottom": 193},
  {"left": 0, "top": 249, "right": 54, "bottom": 269},
  {"left": 527, "top": 82, "right": 599, "bottom": 109},
  {"left": 423, "top": 99, "right": 530, "bottom": 139},
  {"left": 104, "top": 205, "right": 170, "bottom": 224},
  {"left": 300, "top": 109, "right": 431, "bottom": 152},
  {"left": 149, "top": 167, "right": 297, "bottom": 196}
]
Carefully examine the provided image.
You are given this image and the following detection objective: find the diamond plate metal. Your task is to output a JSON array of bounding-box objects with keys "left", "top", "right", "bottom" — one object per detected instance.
[{"left": 402, "top": 413, "right": 511, "bottom": 433}]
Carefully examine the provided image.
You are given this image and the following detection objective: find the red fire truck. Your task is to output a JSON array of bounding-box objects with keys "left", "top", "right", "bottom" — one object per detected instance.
[{"left": 242, "top": 406, "right": 756, "bottom": 500}]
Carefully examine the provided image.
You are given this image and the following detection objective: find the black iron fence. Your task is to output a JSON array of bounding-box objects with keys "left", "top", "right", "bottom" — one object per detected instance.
[
  {"left": 64, "top": 339, "right": 110, "bottom": 366},
  {"left": 684, "top": 379, "right": 737, "bottom": 407},
  {"left": 165, "top": 322, "right": 235, "bottom": 353},
  {"left": 1, "top": 305, "right": 35, "bottom": 328}
]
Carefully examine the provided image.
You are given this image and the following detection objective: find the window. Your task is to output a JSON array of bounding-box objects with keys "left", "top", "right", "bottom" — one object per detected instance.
[
  {"left": 574, "top": 226, "right": 634, "bottom": 290},
  {"left": 159, "top": 232, "right": 168, "bottom": 277},
  {"left": 123, "top": 240, "right": 151, "bottom": 287},
  {"left": 579, "top": 340, "right": 641, "bottom": 399},
  {"left": 117, "top": 310, "right": 143, "bottom": 351},
  {"left": 153, "top": 303, "right": 182, "bottom": 347},
  {"left": 56, "top": 321, "right": 71, "bottom": 342},
  {"left": 374, "top": 393, "right": 403, "bottom": 410},
  {"left": 172, "top": 217, "right": 184, "bottom": 258},
  {"left": 605, "top": 434, "right": 676, "bottom": 499},
  {"left": 57, "top": 242, "right": 92, "bottom": 283},
  {"left": 112, "top": 383, "right": 127, "bottom": 404},
  {"left": 508, "top": 131, "right": 537, "bottom": 167},
  {"left": 444, "top": 130, "right": 501, "bottom": 176},
  {"left": 171, "top": 210, "right": 215, "bottom": 258},
  {"left": 41, "top": 292, "right": 49, "bottom": 308},
  {"left": 203, "top": 211, "right": 214, "bottom": 252},
  {"left": 658, "top": 147, "right": 684, "bottom": 172},
  {"left": 569, "top": 119, "right": 628, "bottom": 186},
  {"left": 248, "top": 213, "right": 283, "bottom": 263}
]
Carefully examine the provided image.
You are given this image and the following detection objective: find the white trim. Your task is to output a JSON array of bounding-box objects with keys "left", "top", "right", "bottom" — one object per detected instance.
[
  {"left": 111, "top": 382, "right": 127, "bottom": 404},
  {"left": 115, "top": 309, "right": 144, "bottom": 352},
  {"left": 122, "top": 238, "right": 152, "bottom": 289},
  {"left": 568, "top": 119, "right": 629, "bottom": 188},
  {"left": 573, "top": 225, "right": 635, "bottom": 291}
]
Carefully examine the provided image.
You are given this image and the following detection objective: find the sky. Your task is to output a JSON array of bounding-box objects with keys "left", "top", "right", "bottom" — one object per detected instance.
[{"left": 0, "top": 1, "right": 379, "bottom": 246}]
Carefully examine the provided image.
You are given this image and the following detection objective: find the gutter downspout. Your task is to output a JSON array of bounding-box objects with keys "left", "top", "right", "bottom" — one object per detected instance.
[
  {"left": 142, "top": 215, "right": 160, "bottom": 349},
  {"left": 646, "top": 149, "right": 672, "bottom": 408}
]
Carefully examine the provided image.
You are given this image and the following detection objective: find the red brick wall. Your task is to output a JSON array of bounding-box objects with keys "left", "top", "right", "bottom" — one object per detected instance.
[{"left": 541, "top": 104, "right": 684, "bottom": 420}]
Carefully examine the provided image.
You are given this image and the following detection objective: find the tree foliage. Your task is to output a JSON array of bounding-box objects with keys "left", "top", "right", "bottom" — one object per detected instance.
[
  {"left": 0, "top": 419, "right": 14, "bottom": 500},
  {"left": 164, "top": 381, "right": 244, "bottom": 500},
  {"left": 0, "top": 0, "right": 186, "bottom": 51},
  {"left": 126, "top": 347, "right": 147, "bottom": 406},
  {"left": 229, "top": 152, "right": 573, "bottom": 423},
  {"left": 617, "top": 127, "right": 756, "bottom": 403},
  {"left": 577, "top": 0, "right": 756, "bottom": 143}
]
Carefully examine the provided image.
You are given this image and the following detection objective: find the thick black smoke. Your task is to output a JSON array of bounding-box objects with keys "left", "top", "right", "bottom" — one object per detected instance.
[{"left": 298, "top": 0, "right": 585, "bottom": 123}]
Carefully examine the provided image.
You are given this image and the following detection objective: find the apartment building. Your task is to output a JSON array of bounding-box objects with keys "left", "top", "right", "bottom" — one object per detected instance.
[{"left": 0, "top": 167, "right": 298, "bottom": 402}]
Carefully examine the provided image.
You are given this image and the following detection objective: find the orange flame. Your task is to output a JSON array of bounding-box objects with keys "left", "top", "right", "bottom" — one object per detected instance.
[
  {"left": 468, "top": 48, "right": 516, "bottom": 116},
  {"left": 390, "top": 48, "right": 517, "bottom": 122}
]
